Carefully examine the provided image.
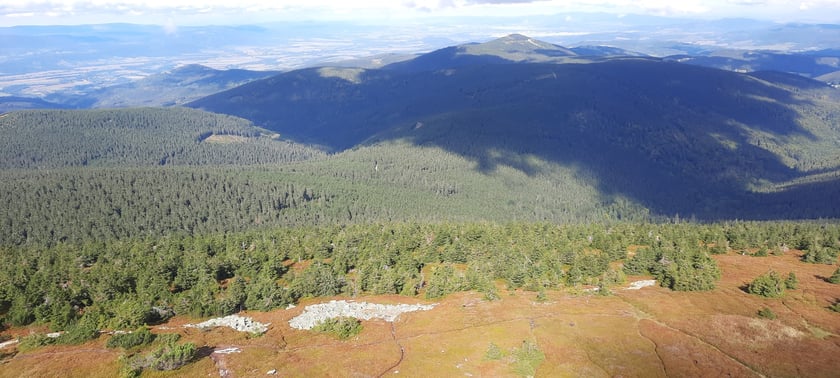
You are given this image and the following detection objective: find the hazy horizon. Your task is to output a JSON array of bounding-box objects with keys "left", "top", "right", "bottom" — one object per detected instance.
[{"left": 2, "top": 0, "right": 840, "bottom": 28}]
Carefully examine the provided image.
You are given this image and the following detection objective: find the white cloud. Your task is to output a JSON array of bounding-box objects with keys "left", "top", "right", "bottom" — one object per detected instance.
[{"left": 1, "top": 0, "right": 839, "bottom": 25}]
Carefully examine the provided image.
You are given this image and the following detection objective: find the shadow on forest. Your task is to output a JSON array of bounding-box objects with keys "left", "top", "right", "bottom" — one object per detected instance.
[
  {"left": 191, "top": 58, "right": 840, "bottom": 220},
  {"left": 389, "top": 60, "right": 839, "bottom": 220}
]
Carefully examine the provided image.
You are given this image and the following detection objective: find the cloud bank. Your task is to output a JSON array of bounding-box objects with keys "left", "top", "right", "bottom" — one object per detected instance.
[{"left": 1, "top": 0, "right": 838, "bottom": 26}]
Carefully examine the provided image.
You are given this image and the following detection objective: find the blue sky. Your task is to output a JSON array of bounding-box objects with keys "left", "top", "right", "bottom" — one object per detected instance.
[{"left": 1, "top": 0, "right": 840, "bottom": 27}]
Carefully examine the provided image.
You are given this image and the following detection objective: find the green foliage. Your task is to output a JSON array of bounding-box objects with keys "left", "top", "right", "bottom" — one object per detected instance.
[
  {"left": 55, "top": 320, "right": 100, "bottom": 345},
  {"left": 130, "top": 340, "right": 197, "bottom": 372},
  {"left": 784, "top": 272, "right": 798, "bottom": 290},
  {"left": 623, "top": 247, "right": 657, "bottom": 275},
  {"left": 106, "top": 327, "right": 156, "bottom": 349},
  {"left": 0, "top": 221, "right": 837, "bottom": 331},
  {"left": 752, "top": 247, "right": 769, "bottom": 257},
  {"left": 829, "top": 300, "right": 840, "bottom": 313},
  {"left": 0, "top": 108, "right": 322, "bottom": 170},
  {"left": 292, "top": 261, "right": 345, "bottom": 299},
  {"left": 154, "top": 333, "right": 181, "bottom": 345},
  {"left": 512, "top": 340, "right": 545, "bottom": 377},
  {"left": 657, "top": 249, "right": 721, "bottom": 292},
  {"left": 828, "top": 267, "right": 840, "bottom": 284},
  {"left": 535, "top": 289, "right": 548, "bottom": 302},
  {"left": 595, "top": 280, "right": 612, "bottom": 296},
  {"left": 757, "top": 307, "right": 777, "bottom": 320},
  {"left": 425, "top": 264, "right": 467, "bottom": 299},
  {"left": 484, "top": 342, "right": 503, "bottom": 360},
  {"left": 748, "top": 270, "right": 785, "bottom": 298},
  {"left": 312, "top": 317, "right": 363, "bottom": 340},
  {"left": 802, "top": 246, "right": 839, "bottom": 264},
  {"left": 17, "top": 333, "right": 55, "bottom": 353}
]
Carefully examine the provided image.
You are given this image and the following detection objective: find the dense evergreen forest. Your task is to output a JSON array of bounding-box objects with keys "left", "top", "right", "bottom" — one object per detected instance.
[
  {"left": 189, "top": 38, "right": 840, "bottom": 220},
  {"left": 2, "top": 222, "right": 838, "bottom": 333},
  {"left": 0, "top": 108, "right": 652, "bottom": 245},
  {"left": 0, "top": 108, "right": 322, "bottom": 169},
  {"left": 1, "top": 103, "right": 839, "bottom": 339}
]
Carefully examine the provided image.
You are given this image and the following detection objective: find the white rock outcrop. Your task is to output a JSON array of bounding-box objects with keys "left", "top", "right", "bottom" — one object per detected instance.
[
  {"left": 184, "top": 314, "right": 269, "bottom": 334},
  {"left": 625, "top": 280, "right": 657, "bottom": 290},
  {"left": 289, "top": 300, "right": 435, "bottom": 330}
]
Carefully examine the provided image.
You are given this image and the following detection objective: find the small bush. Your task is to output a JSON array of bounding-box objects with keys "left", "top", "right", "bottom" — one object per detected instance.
[
  {"left": 709, "top": 244, "right": 727, "bottom": 255},
  {"left": 130, "top": 340, "right": 197, "bottom": 372},
  {"left": 830, "top": 300, "right": 840, "bottom": 313},
  {"left": 535, "top": 289, "right": 548, "bottom": 302},
  {"left": 748, "top": 270, "right": 785, "bottom": 298},
  {"left": 802, "top": 247, "right": 838, "bottom": 264},
  {"left": 484, "top": 342, "right": 503, "bottom": 360},
  {"left": 757, "top": 307, "right": 777, "bottom": 320},
  {"left": 828, "top": 268, "right": 840, "bottom": 284},
  {"left": 482, "top": 287, "right": 501, "bottom": 301},
  {"left": 784, "top": 272, "right": 798, "bottom": 290},
  {"left": 512, "top": 340, "right": 545, "bottom": 377},
  {"left": 55, "top": 322, "right": 100, "bottom": 345},
  {"left": 17, "top": 333, "right": 55, "bottom": 352},
  {"left": 106, "top": 327, "right": 156, "bottom": 349},
  {"left": 154, "top": 333, "right": 181, "bottom": 345},
  {"left": 312, "top": 317, "right": 362, "bottom": 340}
]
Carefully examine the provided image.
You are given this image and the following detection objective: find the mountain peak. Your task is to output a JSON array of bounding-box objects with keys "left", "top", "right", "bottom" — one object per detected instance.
[
  {"left": 170, "top": 64, "right": 218, "bottom": 75},
  {"left": 461, "top": 34, "right": 576, "bottom": 59},
  {"left": 501, "top": 33, "right": 531, "bottom": 40}
]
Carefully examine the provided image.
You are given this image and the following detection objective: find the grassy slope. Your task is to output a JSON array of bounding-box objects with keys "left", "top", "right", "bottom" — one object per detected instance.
[{"left": 3, "top": 249, "right": 838, "bottom": 377}]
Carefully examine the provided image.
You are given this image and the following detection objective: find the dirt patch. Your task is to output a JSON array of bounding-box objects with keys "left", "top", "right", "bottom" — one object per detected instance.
[{"left": 203, "top": 134, "right": 252, "bottom": 144}]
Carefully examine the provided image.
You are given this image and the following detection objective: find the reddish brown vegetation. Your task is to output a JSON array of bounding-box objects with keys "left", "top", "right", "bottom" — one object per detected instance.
[{"left": 2, "top": 250, "right": 839, "bottom": 377}]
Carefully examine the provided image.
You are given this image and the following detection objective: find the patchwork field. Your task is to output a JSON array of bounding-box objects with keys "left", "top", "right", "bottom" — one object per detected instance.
[{"left": 2, "top": 249, "right": 839, "bottom": 377}]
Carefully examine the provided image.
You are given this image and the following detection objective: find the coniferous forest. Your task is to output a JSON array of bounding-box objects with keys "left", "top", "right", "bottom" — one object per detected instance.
[{"left": 1, "top": 106, "right": 839, "bottom": 338}]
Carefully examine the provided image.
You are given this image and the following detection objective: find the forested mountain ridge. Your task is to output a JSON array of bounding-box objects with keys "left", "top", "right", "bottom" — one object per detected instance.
[
  {"left": 382, "top": 33, "right": 578, "bottom": 73},
  {"left": 0, "top": 107, "right": 322, "bottom": 169},
  {"left": 188, "top": 35, "right": 840, "bottom": 220},
  {"left": 664, "top": 48, "right": 840, "bottom": 82}
]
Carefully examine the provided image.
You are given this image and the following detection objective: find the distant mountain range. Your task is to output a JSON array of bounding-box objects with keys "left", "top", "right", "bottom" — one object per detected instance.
[
  {"left": 3, "top": 34, "right": 840, "bottom": 223},
  {"left": 0, "top": 96, "right": 67, "bottom": 113},
  {"left": 188, "top": 34, "right": 840, "bottom": 220},
  {"left": 664, "top": 49, "right": 840, "bottom": 82},
  {"left": 46, "top": 64, "right": 277, "bottom": 108}
]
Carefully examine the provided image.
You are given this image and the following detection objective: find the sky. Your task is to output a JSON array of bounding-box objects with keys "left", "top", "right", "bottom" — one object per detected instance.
[{"left": 1, "top": 0, "right": 840, "bottom": 27}]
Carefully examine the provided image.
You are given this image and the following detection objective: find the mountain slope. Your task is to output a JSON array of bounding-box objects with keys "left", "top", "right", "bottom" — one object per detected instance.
[
  {"left": 0, "top": 96, "right": 68, "bottom": 112},
  {"left": 188, "top": 37, "right": 840, "bottom": 220},
  {"left": 382, "top": 34, "right": 578, "bottom": 72},
  {"left": 664, "top": 49, "right": 840, "bottom": 80},
  {"left": 0, "top": 107, "right": 321, "bottom": 169}
]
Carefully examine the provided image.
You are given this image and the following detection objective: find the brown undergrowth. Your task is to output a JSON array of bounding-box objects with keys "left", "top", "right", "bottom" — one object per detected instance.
[{"left": 2, "top": 250, "right": 839, "bottom": 377}]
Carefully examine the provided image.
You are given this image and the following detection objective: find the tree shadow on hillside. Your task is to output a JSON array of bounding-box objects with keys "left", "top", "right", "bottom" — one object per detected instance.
[
  {"left": 192, "top": 57, "right": 838, "bottom": 220},
  {"left": 391, "top": 60, "right": 837, "bottom": 220}
]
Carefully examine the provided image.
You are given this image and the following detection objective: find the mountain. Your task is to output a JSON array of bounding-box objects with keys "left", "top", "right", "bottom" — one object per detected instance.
[
  {"left": 0, "top": 107, "right": 320, "bottom": 169},
  {"left": 51, "top": 64, "right": 278, "bottom": 108},
  {"left": 0, "top": 96, "right": 68, "bottom": 112},
  {"left": 188, "top": 35, "right": 840, "bottom": 220},
  {"left": 382, "top": 34, "right": 578, "bottom": 72},
  {"left": 570, "top": 45, "right": 647, "bottom": 57},
  {"left": 664, "top": 49, "right": 840, "bottom": 80}
]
